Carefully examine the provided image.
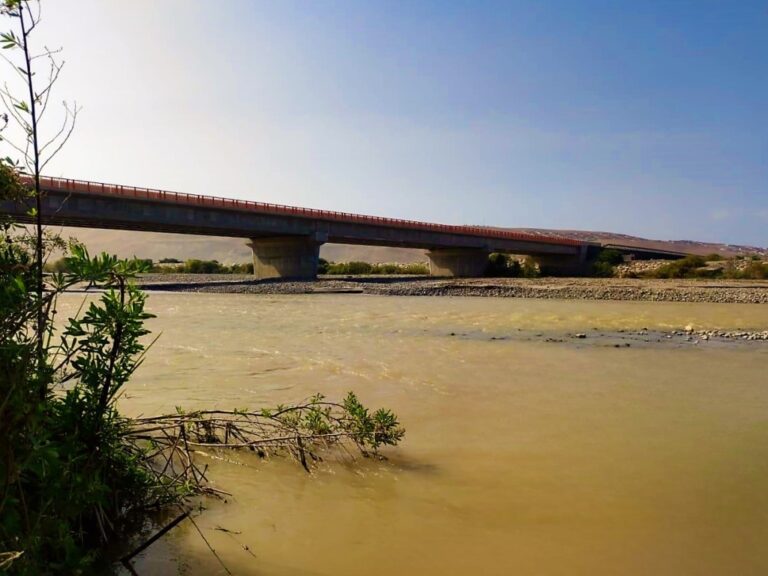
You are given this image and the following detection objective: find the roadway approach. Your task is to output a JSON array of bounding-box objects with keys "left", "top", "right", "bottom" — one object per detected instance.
[{"left": 2, "top": 176, "right": 685, "bottom": 279}]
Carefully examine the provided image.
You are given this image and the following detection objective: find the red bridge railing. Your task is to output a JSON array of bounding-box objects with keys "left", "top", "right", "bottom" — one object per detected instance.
[{"left": 30, "top": 175, "right": 582, "bottom": 247}]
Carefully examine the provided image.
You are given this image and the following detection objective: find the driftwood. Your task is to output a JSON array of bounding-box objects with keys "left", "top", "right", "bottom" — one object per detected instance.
[
  {"left": 116, "top": 394, "right": 404, "bottom": 573},
  {"left": 123, "top": 394, "right": 404, "bottom": 501}
]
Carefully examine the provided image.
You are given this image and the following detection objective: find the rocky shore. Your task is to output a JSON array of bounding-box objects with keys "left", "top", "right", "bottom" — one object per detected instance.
[{"left": 134, "top": 274, "right": 768, "bottom": 304}]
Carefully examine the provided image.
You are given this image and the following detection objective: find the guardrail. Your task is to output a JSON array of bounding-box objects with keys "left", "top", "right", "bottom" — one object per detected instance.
[{"left": 27, "top": 175, "right": 583, "bottom": 247}]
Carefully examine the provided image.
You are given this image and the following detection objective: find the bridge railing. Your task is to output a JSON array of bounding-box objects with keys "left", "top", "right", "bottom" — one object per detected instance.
[{"left": 31, "top": 175, "right": 582, "bottom": 247}]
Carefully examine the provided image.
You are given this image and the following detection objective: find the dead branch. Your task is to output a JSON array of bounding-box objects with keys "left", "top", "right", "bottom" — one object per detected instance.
[{"left": 123, "top": 394, "right": 405, "bottom": 504}]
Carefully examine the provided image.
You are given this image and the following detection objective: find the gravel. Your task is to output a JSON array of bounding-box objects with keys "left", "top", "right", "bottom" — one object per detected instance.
[{"left": 133, "top": 274, "right": 768, "bottom": 305}]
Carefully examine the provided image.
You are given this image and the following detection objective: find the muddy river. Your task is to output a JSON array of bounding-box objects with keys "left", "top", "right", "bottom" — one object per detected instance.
[{"left": 59, "top": 293, "right": 768, "bottom": 575}]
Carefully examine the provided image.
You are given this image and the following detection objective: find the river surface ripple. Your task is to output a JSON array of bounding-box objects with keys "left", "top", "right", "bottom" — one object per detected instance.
[{"left": 60, "top": 293, "right": 768, "bottom": 576}]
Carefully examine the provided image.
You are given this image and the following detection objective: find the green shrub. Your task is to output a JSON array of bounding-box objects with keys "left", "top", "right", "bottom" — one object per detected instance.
[
  {"left": 588, "top": 249, "right": 624, "bottom": 277},
  {"left": 644, "top": 255, "right": 707, "bottom": 279},
  {"left": 739, "top": 261, "right": 768, "bottom": 279},
  {"left": 398, "top": 262, "right": 430, "bottom": 275},
  {"left": 485, "top": 253, "right": 522, "bottom": 277},
  {"left": 182, "top": 259, "right": 223, "bottom": 274},
  {"left": 521, "top": 257, "right": 540, "bottom": 278},
  {"left": 326, "top": 261, "right": 373, "bottom": 275},
  {"left": 229, "top": 262, "right": 254, "bottom": 274},
  {"left": 592, "top": 261, "right": 615, "bottom": 277},
  {"left": 323, "top": 261, "right": 429, "bottom": 275},
  {"left": 597, "top": 249, "right": 624, "bottom": 266}
]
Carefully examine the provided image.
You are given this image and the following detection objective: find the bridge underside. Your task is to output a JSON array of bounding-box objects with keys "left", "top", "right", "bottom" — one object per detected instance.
[
  {"left": 244, "top": 239, "right": 590, "bottom": 280},
  {"left": 2, "top": 189, "right": 595, "bottom": 279}
]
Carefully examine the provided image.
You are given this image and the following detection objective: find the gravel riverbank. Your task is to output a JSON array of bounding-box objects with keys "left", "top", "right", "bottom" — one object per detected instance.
[{"left": 134, "top": 274, "right": 768, "bottom": 304}]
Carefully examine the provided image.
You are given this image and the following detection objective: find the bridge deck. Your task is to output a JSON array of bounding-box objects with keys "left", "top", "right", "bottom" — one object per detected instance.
[{"left": 29, "top": 176, "right": 581, "bottom": 248}]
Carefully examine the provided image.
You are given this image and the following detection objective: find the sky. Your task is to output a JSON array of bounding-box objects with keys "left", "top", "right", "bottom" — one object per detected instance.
[{"left": 5, "top": 0, "right": 767, "bottom": 246}]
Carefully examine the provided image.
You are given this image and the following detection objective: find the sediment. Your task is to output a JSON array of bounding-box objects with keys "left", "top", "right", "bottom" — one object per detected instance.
[{"left": 134, "top": 275, "right": 768, "bottom": 305}]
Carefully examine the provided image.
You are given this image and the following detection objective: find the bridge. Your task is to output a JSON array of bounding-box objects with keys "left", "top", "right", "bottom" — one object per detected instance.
[{"left": 2, "top": 176, "right": 680, "bottom": 278}]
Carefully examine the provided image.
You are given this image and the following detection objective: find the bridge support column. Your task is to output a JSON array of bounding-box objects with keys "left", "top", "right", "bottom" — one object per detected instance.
[
  {"left": 248, "top": 236, "right": 323, "bottom": 280},
  {"left": 533, "top": 245, "right": 591, "bottom": 276},
  {"left": 427, "top": 248, "right": 489, "bottom": 277}
]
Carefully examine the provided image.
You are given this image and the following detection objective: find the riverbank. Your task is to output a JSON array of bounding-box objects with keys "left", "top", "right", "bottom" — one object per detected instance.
[{"left": 134, "top": 274, "right": 768, "bottom": 304}]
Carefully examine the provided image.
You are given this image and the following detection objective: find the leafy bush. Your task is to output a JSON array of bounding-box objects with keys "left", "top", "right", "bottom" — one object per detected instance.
[
  {"left": 521, "top": 257, "right": 540, "bottom": 278},
  {"left": 322, "top": 261, "right": 429, "bottom": 275},
  {"left": 229, "top": 262, "right": 254, "bottom": 274},
  {"left": 1, "top": 229, "right": 174, "bottom": 572},
  {"left": 397, "top": 262, "right": 430, "bottom": 275},
  {"left": 738, "top": 261, "right": 768, "bottom": 279},
  {"left": 182, "top": 259, "right": 223, "bottom": 274},
  {"left": 326, "top": 261, "right": 372, "bottom": 275},
  {"left": 590, "top": 249, "right": 624, "bottom": 277},
  {"left": 592, "top": 261, "right": 615, "bottom": 277},
  {"left": 151, "top": 259, "right": 253, "bottom": 274},
  {"left": 644, "top": 255, "right": 707, "bottom": 279},
  {"left": 485, "top": 253, "right": 522, "bottom": 277}
]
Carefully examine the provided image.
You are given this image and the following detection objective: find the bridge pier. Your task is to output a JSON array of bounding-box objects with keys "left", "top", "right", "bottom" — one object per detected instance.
[
  {"left": 248, "top": 236, "right": 323, "bottom": 280},
  {"left": 427, "top": 248, "right": 489, "bottom": 277},
  {"left": 532, "top": 245, "right": 591, "bottom": 276}
]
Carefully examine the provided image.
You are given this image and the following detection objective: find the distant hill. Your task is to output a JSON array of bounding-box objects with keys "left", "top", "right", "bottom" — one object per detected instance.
[
  {"left": 41, "top": 226, "right": 766, "bottom": 264},
  {"left": 43, "top": 227, "right": 429, "bottom": 264},
  {"left": 515, "top": 229, "right": 767, "bottom": 258}
]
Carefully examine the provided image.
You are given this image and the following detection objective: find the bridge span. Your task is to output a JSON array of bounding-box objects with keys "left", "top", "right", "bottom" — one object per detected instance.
[{"left": 1, "top": 176, "right": 652, "bottom": 278}]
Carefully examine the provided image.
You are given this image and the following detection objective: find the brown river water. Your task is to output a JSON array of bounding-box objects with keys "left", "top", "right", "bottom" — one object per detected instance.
[{"left": 62, "top": 293, "right": 768, "bottom": 575}]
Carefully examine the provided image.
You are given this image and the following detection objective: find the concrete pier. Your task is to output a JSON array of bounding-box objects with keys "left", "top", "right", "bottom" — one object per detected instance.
[
  {"left": 427, "top": 248, "right": 490, "bottom": 277},
  {"left": 533, "top": 245, "right": 591, "bottom": 276},
  {"left": 248, "top": 236, "right": 323, "bottom": 280}
]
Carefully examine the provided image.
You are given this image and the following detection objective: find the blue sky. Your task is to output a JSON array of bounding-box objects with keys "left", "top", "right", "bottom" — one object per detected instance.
[{"left": 20, "top": 1, "right": 768, "bottom": 246}]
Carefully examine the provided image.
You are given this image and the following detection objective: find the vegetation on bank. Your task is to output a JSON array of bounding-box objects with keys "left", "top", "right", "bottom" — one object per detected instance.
[
  {"left": 46, "top": 257, "right": 255, "bottom": 275},
  {"left": 484, "top": 253, "right": 540, "bottom": 278},
  {"left": 591, "top": 249, "right": 624, "bottom": 277},
  {"left": 638, "top": 255, "right": 768, "bottom": 280},
  {"left": 0, "top": 3, "right": 404, "bottom": 572},
  {"left": 319, "top": 259, "right": 430, "bottom": 275},
  {"left": 49, "top": 257, "right": 434, "bottom": 276}
]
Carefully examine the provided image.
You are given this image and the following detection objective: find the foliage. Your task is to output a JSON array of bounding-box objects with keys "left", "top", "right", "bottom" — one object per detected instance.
[
  {"left": 639, "top": 254, "right": 768, "bottom": 280},
  {"left": 591, "top": 248, "right": 624, "bottom": 277},
  {"left": 597, "top": 249, "right": 624, "bottom": 266},
  {"left": 520, "top": 256, "right": 540, "bottom": 278},
  {"left": 150, "top": 259, "right": 254, "bottom": 274},
  {"left": 485, "top": 253, "right": 522, "bottom": 277},
  {"left": 323, "top": 260, "right": 429, "bottom": 275},
  {"left": 128, "top": 392, "right": 406, "bottom": 483},
  {"left": 0, "top": 207, "right": 167, "bottom": 573},
  {"left": 341, "top": 391, "right": 405, "bottom": 451},
  {"left": 643, "top": 255, "right": 707, "bottom": 279},
  {"left": 734, "top": 261, "right": 768, "bottom": 279}
]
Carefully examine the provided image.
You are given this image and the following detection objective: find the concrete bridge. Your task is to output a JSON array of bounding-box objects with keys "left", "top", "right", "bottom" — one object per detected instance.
[{"left": 2, "top": 176, "right": 642, "bottom": 278}]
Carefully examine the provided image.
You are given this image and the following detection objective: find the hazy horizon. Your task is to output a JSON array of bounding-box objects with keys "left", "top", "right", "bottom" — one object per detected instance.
[{"left": 7, "top": 1, "right": 766, "bottom": 246}]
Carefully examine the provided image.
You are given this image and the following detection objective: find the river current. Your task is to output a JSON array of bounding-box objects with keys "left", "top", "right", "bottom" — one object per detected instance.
[{"left": 62, "top": 293, "right": 768, "bottom": 575}]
